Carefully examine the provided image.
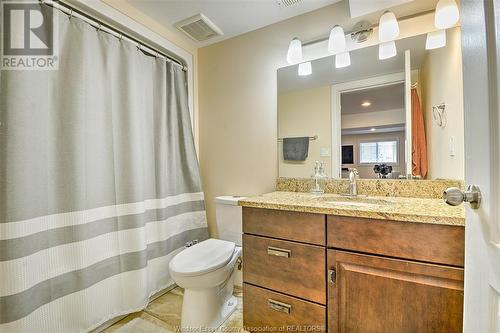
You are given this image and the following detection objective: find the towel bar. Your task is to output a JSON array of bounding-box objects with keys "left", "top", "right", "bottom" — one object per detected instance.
[{"left": 277, "top": 135, "right": 318, "bottom": 142}]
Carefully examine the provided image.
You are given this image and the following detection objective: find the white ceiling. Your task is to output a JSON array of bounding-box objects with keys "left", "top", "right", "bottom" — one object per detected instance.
[
  {"left": 124, "top": 0, "right": 342, "bottom": 47},
  {"left": 278, "top": 33, "right": 428, "bottom": 92},
  {"left": 341, "top": 83, "right": 404, "bottom": 114}
]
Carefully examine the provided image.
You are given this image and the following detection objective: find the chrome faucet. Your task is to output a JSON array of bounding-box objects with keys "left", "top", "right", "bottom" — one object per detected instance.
[{"left": 348, "top": 168, "right": 359, "bottom": 196}]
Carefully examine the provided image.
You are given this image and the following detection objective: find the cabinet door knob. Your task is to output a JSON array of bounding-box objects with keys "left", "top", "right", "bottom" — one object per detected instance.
[{"left": 328, "top": 269, "right": 337, "bottom": 285}]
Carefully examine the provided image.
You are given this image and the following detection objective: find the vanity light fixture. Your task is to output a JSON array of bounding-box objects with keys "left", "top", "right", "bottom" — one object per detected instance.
[
  {"left": 435, "top": 0, "right": 459, "bottom": 29},
  {"left": 361, "top": 101, "right": 371, "bottom": 107},
  {"left": 298, "top": 61, "right": 312, "bottom": 76},
  {"left": 335, "top": 51, "right": 351, "bottom": 68},
  {"left": 328, "top": 25, "right": 346, "bottom": 54},
  {"left": 350, "top": 20, "right": 373, "bottom": 43},
  {"left": 286, "top": 37, "right": 303, "bottom": 64},
  {"left": 379, "top": 40, "right": 397, "bottom": 60},
  {"left": 378, "top": 11, "right": 400, "bottom": 42},
  {"left": 425, "top": 30, "right": 446, "bottom": 50}
]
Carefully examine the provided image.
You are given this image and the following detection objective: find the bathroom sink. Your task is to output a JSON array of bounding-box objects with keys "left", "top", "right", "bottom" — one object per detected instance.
[{"left": 315, "top": 195, "right": 393, "bottom": 207}]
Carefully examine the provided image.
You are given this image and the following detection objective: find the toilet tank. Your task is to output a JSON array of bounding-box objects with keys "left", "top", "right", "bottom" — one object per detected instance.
[{"left": 215, "top": 196, "right": 245, "bottom": 246}]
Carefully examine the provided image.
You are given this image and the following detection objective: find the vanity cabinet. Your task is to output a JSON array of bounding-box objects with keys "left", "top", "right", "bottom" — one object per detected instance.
[{"left": 242, "top": 207, "right": 465, "bottom": 333}]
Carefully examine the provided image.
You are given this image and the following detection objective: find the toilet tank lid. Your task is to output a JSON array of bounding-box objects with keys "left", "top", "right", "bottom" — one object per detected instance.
[{"left": 215, "top": 196, "right": 246, "bottom": 206}]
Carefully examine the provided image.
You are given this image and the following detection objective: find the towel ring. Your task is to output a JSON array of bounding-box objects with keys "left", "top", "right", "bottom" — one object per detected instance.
[{"left": 432, "top": 103, "right": 447, "bottom": 128}]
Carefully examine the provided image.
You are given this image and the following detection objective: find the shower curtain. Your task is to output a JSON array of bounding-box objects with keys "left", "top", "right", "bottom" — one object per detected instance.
[{"left": 0, "top": 9, "right": 208, "bottom": 333}]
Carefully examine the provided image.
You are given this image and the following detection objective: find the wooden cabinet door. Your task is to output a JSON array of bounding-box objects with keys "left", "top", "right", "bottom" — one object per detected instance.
[{"left": 327, "top": 250, "right": 464, "bottom": 333}]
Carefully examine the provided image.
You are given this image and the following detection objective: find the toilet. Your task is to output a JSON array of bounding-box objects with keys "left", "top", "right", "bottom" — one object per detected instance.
[{"left": 169, "top": 196, "right": 244, "bottom": 330}]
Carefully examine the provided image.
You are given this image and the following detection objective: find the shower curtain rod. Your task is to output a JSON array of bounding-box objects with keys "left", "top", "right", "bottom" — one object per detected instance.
[{"left": 39, "top": 0, "right": 188, "bottom": 71}]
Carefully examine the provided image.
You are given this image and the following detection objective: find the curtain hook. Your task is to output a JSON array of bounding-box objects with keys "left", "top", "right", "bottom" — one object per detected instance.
[
  {"left": 69, "top": 9, "right": 73, "bottom": 20},
  {"left": 137, "top": 44, "right": 141, "bottom": 52},
  {"left": 119, "top": 33, "right": 123, "bottom": 41},
  {"left": 96, "top": 23, "right": 102, "bottom": 32}
]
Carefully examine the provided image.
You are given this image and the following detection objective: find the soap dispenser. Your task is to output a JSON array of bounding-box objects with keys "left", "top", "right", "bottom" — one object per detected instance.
[{"left": 311, "top": 161, "right": 327, "bottom": 195}]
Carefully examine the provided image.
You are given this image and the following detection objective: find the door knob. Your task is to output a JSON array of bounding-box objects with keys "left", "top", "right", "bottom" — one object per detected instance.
[{"left": 443, "top": 185, "right": 481, "bottom": 209}]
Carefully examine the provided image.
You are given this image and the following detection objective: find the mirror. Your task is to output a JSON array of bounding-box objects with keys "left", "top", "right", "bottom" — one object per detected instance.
[{"left": 277, "top": 27, "right": 464, "bottom": 180}]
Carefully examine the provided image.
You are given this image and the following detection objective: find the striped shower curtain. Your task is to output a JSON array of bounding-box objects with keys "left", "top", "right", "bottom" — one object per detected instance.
[{"left": 0, "top": 8, "right": 208, "bottom": 333}]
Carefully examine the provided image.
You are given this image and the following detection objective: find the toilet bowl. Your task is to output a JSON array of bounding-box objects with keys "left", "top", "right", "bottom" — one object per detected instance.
[{"left": 169, "top": 238, "right": 242, "bottom": 331}]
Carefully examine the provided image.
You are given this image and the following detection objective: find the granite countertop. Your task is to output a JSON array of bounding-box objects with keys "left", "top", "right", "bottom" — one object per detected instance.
[{"left": 239, "top": 191, "right": 465, "bottom": 226}]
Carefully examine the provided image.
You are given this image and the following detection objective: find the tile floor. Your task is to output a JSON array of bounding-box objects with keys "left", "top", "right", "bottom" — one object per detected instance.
[{"left": 103, "top": 287, "right": 243, "bottom": 333}]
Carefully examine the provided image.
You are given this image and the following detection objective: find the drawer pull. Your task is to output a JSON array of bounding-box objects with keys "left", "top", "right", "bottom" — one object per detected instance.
[
  {"left": 267, "top": 299, "right": 292, "bottom": 314},
  {"left": 267, "top": 246, "right": 291, "bottom": 258}
]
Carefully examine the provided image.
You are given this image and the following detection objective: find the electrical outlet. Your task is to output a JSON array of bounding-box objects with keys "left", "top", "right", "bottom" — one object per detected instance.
[
  {"left": 449, "top": 136, "right": 456, "bottom": 156},
  {"left": 320, "top": 147, "right": 331, "bottom": 157}
]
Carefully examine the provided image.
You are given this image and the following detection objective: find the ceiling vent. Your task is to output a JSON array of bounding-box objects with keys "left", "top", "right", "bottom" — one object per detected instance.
[
  {"left": 175, "top": 14, "right": 223, "bottom": 42},
  {"left": 276, "top": 0, "right": 303, "bottom": 8}
]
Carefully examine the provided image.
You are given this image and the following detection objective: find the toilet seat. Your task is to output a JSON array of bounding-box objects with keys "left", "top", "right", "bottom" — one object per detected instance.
[{"left": 169, "top": 238, "right": 236, "bottom": 277}]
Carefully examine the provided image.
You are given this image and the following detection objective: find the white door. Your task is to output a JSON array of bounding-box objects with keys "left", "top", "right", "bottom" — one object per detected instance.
[{"left": 460, "top": 1, "right": 500, "bottom": 332}]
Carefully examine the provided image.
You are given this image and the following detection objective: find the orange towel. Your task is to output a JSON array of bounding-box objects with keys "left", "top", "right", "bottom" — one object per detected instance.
[{"left": 411, "top": 88, "right": 428, "bottom": 178}]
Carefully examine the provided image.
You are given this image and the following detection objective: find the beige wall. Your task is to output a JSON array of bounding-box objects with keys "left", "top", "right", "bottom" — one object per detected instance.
[
  {"left": 420, "top": 27, "right": 464, "bottom": 179},
  {"left": 198, "top": 2, "right": 357, "bottom": 235},
  {"left": 198, "top": 2, "right": 439, "bottom": 235},
  {"left": 278, "top": 86, "right": 331, "bottom": 178},
  {"left": 341, "top": 131, "right": 407, "bottom": 178}
]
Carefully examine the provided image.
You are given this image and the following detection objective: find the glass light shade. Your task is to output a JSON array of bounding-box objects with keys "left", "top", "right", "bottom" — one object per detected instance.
[
  {"left": 435, "top": 0, "right": 459, "bottom": 29},
  {"left": 328, "top": 25, "right": 346, "bottom": 54},
  {"left": 298, "top": 62, "right": 312, "bottom": 76},
  {"left": 379, "top": 41, "right": 397, "bottom": 60},
  {"left": 286, "top": 38, "right": 302, "bottom": 64},
  {"left": 378, "top": 11, "right": 400, "bottom": 42},
  {"left": 335, "top": 52, "right": 351, "bottom": 68},
  {"left": 426, "top": 30, "right": 447, "bottom": 49}
]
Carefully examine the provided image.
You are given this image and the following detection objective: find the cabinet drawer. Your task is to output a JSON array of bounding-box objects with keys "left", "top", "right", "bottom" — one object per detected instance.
[
  {"left": 243, "top": 283, "right": 326, "bottom": 333},
  {"left": 243, "top": 234, "right": 326, "bottom": 304},
  {"left": 327, "top": 215, "right": 465, "bottom": 267},
  {"left": 243, "top": 207, "right": 325, "bottom": 245}
]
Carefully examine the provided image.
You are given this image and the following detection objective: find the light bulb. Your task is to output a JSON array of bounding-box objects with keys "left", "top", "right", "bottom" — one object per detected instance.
[
  {"left": 426, "top": 30, "right": 446, "bottom": 49},
  {"left": 379, "top": 41, "right": 397, "bottom": 60},
  {"left": 286, "top": 38, "right": 302, "bottom": 64},
  {"left": 435, "top": 0, "right": 459, "bottom": 29},
  {"left": 328, "top": 25, "right": 346, "bottom": 54},
  {"left": 298, "top": 62, "right": 312, "bottom": 76},
  {"left": 335, "top": 52, "right": 351, "bottom": 68},
  {"left": 379, "top": 11, "right": 400, "bottom": 42}
]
